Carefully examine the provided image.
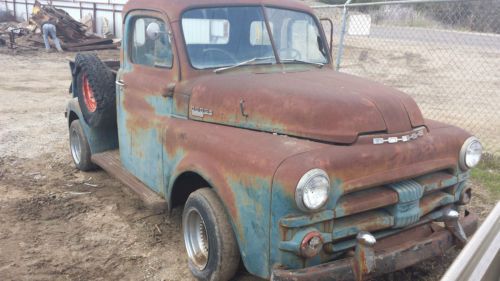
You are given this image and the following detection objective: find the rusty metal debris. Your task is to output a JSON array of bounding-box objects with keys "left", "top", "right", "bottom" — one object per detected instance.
[{"left": 0, "top": 24, "right": 38, "bottom": 53}]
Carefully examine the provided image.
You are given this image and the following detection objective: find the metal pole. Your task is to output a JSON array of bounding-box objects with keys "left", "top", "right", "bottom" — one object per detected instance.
[
  {"left": 12, "top": 0, "right": 16, "bottom": 20},
  {"left": 92, "top": 2, "right": 96, "bottom": 34},
  {"left": 24, "top": 0, "right": 27, "bottom": 20},
  {"left": 335, "top": 0, "right": 352, "bottom": 71},
  {"left": 112, "top": 3, "right": 115, "bottom": 36}
]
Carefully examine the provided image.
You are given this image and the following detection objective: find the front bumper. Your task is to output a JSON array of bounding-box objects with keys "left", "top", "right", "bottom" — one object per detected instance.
[{"left": 272, "top": 211, "right": 478, "bottom": 281}]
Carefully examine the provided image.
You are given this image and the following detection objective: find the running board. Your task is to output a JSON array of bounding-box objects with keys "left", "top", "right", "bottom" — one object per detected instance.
[{"left": 92, "top": 150, "right": 167, "bottom": 212}]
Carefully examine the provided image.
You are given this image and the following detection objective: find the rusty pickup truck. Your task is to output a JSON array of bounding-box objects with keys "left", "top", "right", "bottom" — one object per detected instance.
[{"left": 65, "top": 0, "right": 483, "bottom": 280}]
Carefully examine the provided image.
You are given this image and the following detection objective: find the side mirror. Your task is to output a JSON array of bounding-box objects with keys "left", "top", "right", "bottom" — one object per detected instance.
[{"left": 146, "top": 22, "right": 161, "bottom": 41}]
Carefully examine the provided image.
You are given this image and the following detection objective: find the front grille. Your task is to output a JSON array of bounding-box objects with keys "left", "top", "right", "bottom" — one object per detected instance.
[{"left": 329, "top": 171, "right": 463, "bottom": 249}]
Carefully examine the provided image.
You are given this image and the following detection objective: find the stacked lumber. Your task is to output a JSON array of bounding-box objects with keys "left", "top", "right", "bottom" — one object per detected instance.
[
  {"left": 41, "top": 5, "right": 89, "bottom": 42},
  {"left": 28, "top": 36, "right": 119, "bottom": 51}
]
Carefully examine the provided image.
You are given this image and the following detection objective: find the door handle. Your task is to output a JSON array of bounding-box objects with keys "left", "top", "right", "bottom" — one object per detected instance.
[
  {"left": 116, "top": 80, "right": 125, "bottom": 87},
  {"left": 162, "top": 82, "right": 176, "bottom": 98}
]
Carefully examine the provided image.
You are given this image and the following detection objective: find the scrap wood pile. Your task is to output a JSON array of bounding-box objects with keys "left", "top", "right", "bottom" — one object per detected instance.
[
  {"left": 30, "top": 1, "right": 119, "bottom": 51},
  {"left": 36, "top": 4, "right": 89, "bottom": 42},
  {"left": 0, "top": 0, "right": 119, "bottom": 52}
]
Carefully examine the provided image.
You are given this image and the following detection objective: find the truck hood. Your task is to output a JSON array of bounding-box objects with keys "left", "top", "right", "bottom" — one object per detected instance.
[{"left": 187, "top": 69, "right": 425, "bottom": 144}]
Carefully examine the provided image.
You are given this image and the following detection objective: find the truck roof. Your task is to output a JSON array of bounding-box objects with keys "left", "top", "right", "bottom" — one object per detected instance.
[{"left": 123, "top": 0, "right": 314, "bottom": 21}]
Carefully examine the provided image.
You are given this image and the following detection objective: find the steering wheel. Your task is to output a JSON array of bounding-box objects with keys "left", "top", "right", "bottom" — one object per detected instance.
[
  {"left": 279, "top": 47, "right": 302, "bottom": 60},
  {"left": 202, "top": 48, "right": 238, "bottom": 64}
]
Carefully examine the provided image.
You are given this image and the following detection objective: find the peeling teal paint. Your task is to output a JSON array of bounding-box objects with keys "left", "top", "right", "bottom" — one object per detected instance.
[{"left": 226, "top": 177, "right": 272, "bottom": 277}]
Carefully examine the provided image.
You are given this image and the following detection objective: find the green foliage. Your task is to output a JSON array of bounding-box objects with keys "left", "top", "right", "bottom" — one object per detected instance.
[{"left": 471, "top": 154, "right": 500, "bottom": 200}]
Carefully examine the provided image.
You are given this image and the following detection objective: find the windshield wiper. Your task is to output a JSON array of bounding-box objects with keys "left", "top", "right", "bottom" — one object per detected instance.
[
  {"left": 281, "top": 59, "right": 325, "bottom": 68},
  {"left": 214, "top": 56, "right": 275, "bottom": 74}
]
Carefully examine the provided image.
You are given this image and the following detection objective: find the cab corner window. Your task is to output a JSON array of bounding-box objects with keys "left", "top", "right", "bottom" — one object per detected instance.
[{"left": 131, "top": 17, "right": 173, "bottom": 68}]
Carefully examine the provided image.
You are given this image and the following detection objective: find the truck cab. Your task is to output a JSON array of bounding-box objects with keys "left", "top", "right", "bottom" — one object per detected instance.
[{"left": 66, "top": 0, "right": 481, "bottom": 280}]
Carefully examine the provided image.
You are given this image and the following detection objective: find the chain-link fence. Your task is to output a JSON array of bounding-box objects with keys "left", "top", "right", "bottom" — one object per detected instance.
[{"left": 312, "top": 0, "right": 500, "bottom": 154}]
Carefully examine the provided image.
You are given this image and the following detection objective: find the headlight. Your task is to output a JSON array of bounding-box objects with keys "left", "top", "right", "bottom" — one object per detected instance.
[
  {"left": 459, "top": 137, "right": 482, "bottom": 170},
  {"left": 295, "top": 169, "right": 330, "bottom": 212}
]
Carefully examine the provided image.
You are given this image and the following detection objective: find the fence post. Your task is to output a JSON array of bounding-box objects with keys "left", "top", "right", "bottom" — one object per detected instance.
[
  {"left": 24, "top": 0, "right": 27, "bottom": 20},
  {"left": 12, "top": 0, "right": 16, "bottom": 20},
  {"left": 335, "top": 0, "right": 352, "bottom": 71},
  {"left": 92, "top": 2, "right": 96, "bottom": 34}
]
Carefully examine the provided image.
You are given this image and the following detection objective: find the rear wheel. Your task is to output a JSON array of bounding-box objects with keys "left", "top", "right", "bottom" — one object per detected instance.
[
  {"left": 183, "top": 188, "right": 240, "bottom": 281},
  {"left": 69, "top": 120, "right": 95, "bottom": 171}
]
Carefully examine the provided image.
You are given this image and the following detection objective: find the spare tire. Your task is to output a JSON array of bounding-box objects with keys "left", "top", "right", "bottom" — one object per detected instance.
[{"left": 75, "top": 53, "right": 116, "bottom": 128}]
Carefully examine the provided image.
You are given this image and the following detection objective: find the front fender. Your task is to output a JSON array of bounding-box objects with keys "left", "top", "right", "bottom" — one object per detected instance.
[
  {"left": 161, "top": 118, "right": 321, "bottom": 279},
  {"left": 269, "top": 123, "right": 473, "bottom": 272},
  {"left": 167, "top": 153, "right": 272, "bottom": 277}
]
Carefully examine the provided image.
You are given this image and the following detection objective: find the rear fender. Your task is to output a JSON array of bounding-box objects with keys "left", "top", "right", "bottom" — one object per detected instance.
[
  {"left": 66, "top": 99, "right": 118, "bottom": 154},
  {"left": 69, "top": 61, "right": 79, "bottom": 98}
]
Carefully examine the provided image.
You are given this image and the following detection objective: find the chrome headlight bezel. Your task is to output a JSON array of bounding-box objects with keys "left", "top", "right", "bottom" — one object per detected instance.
[
  {"left": 459, "top": 137, "right": 483, "bottom": 170},
  {"left": 295, "top": 169, "right": 330, "bottom": 212}
]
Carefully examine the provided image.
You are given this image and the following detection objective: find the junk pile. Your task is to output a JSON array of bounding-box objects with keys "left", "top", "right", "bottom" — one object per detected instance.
[
  {"left": 0, "top": 0, "right": 119, "bottom": 53},
  {"left": 0, "top": 21, "right": 38, "bottom": 53}
]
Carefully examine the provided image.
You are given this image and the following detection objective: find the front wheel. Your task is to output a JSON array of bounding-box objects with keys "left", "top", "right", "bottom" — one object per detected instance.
[{"left": 183, "top": 188, "right": 240, "bottom": 281}]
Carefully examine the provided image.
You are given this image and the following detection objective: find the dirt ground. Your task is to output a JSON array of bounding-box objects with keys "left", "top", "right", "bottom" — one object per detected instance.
[{"left": 0, "top": 48, "right": 496, "bottom": 281}]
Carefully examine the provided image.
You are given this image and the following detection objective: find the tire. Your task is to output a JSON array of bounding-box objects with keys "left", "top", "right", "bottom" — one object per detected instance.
[
  {"left": 69, "top": 120, "right": 96, "bottom": 171},
  {"left": 183, "top": 188, "right": 240, "bottom": 281},
  {"left": 74, "top": 53, "right": 116, "bottom": 128}
]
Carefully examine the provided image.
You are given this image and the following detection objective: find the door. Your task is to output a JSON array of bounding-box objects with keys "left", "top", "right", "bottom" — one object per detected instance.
[{"left": 116, "top": 11, "right": 178, "bottom": 195}]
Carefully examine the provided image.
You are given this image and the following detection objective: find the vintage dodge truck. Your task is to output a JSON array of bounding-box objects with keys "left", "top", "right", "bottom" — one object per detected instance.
[{"left": 65, "top": 0, "right": 483, "bottom": 280}]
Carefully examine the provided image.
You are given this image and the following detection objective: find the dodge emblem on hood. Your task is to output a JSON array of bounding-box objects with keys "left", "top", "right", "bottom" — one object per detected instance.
[
  {"left": 373, "top": 128, "right": 425, "bottom": 145},
  {"left": 191, "top": 106, "right": 213, "bottom": 118}
]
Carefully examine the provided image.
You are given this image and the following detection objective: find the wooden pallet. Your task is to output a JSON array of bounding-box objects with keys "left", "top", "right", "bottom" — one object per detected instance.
[{"left": 92, "top": 150, "right": 167, "bottom": 212}]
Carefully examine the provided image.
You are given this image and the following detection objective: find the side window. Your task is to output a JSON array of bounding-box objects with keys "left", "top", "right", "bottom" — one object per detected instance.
[
  {"left": 131, "top": 17, "right": 173, "bottom": 68},
  {"left": 291, "top": 20, "right": 324, "bottom": 61}
]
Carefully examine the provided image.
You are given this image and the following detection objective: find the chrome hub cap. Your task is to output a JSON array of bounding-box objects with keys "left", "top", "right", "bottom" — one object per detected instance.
[
  {"left": 70, "top": 129, "right": 81, "bottom": 165},
  {"left": 183, "top": 209, "right": 209, "bottom": 270}
]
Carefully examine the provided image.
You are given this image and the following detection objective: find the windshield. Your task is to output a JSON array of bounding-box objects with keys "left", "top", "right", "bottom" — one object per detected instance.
[{"left": 181, "top": 6, "right": 329, "bottom": 70}]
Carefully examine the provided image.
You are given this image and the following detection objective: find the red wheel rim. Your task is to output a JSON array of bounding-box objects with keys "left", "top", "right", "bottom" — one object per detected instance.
[{"left": 82, "top": 74, "right": 97, "bottom": 112}]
